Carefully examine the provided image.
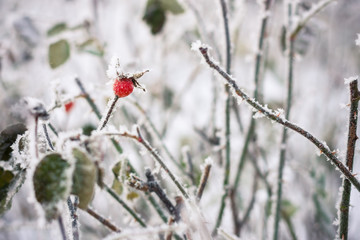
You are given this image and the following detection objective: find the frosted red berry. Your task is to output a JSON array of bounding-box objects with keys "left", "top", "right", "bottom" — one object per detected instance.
[
  {"left": 64, "top": 102, "right": 74, "bottom": 113},
  {"left": 113, "top": 78, "right": 134, "bottom": 98}
]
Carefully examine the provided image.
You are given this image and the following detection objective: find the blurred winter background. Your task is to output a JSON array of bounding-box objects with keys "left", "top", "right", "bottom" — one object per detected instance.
[{"left": 1, "top": 0, "right": 360, "bottom": 239}]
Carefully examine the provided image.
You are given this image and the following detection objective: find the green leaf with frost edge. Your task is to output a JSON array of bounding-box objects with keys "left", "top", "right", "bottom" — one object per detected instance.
[
  {"left": 48, "top": 39, "right": 70, "bottom": 69},
  {"left": 0, "top": 123, "right": 27, "bottom": 161},
  {"left": 71, "top": 148, "right": 96, "bottom": 209},
  {"left": 33, "top": 153, "right": 70, "bottom": 221},
  {"left": 0, "top": 167, "right": 26, "bottom": 215}
]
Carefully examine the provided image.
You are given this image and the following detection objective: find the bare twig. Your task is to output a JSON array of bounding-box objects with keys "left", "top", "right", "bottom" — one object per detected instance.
[
  {"left": 75, "top": 77, "right": 102, "bottom": 119},
  {"left": 43, "top": 123, "right": 54, "bottom": 151},
  {"left": 213, "top": 0, "right": 232, "bottom": 235},
  {"left": 338, "top": 79, "right": 360, "bottom": 240},
  {"left": 196, "top": 162, "right": 212, "bottom": 202},
  {"left": 86, "top": 207, "right": 121, "bottom": 233},
  {"left": 273, "top": 4, "right": 295, "bottom": 238},
  {"left": 67, "top": 197, "right": 79, "bottom": 240},
  {"left": 195, "top": 46, "right": 360, "bottom": 192},
  {"left": 98, "top": 95, "right": 119, "bottom": 131},
  {"left": 58, "top": 215, "right": 67, "bottom": 240}
]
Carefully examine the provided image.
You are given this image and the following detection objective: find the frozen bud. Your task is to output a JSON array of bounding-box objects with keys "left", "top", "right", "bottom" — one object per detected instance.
[{"left": 22, "top": 97, "right": 49, "bottom": 120}]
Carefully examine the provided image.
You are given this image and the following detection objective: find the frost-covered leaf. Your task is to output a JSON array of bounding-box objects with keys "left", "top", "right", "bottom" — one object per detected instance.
[
  {"left": 71, "top": 148, "right": 96, "bottom": 209},
  {"left": 160, "top": 0, "right": 184, "bottom": 14},
  {"left": 47, "top": 22, "right": 68, "bottom": 36},
  {"left": 33, "top": 153, "right": 70, "bottom": 221},
  {"left": 0, "top": 123, "right": 27, "bottom": 161},
  {"left": 0, "top": 167, "right": 26, "bottom": 215},
  {"left": 48, "top": 39, "right": 70, "bottom": 69},
  {"left": 143, "top": 0, "right": 166, "bottom": 34}
]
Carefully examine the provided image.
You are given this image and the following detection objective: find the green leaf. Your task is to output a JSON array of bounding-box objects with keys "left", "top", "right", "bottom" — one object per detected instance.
[
  {"left": 0, "top": 167, "right": 26, "bottom": 215},
  {"left": 143, "top": 0, "right": 166, "bottom": 34},
  {"left": 0, "top": 168, "right": 14, "bottom": 200},
  {"left": 71, "top": 148, "right": 96, "bottom": 209},
  {"left": 126, "top": 191, "right": 139, "bottom": 201},
  {"left": 82, "top": 123, "right": 96, "bottom": 136},
  {"left": 48, "top": 39, "right": 70, "bottom": 69},
  {"left": 160, "top": 0, "right": 184, "bottom": 14},
  {"left": 33, "top": 153, "right": 70, "bottom": 221},
  {"left": 281, "top": 199, "right": 298, "bottom": 218},
  {"left": 47, "top": 23, "right": 68, "bottom": 36},
  {"left": 111, "top": 178, "right": 123, "bottom": 195},
  {"left": 0, "top": 123, "right": 27, "bottom": 161}
]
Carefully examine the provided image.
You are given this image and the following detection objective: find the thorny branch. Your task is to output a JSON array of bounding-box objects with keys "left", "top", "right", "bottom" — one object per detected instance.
[
  {"left": 196, "top": 46, "right": 360, "bottom": 192},
  {"left": 338, "top": 79, "right": 360, "bottom": 240}
]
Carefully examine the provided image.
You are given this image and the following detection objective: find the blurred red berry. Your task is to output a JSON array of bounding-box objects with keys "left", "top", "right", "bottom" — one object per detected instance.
[
  {"left": 64, "top": 101, "right": 74, "bottom": 113},
  {"left": 113, "top": 78, "right": 134, "bottom": 98}
]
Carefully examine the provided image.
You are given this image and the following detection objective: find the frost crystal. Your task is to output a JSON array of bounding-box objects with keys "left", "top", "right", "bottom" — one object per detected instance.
[
  {"left": 106, "top": 56, "right": 123, "bottom": 80},
  {"left": 253, "top": 111, "right": 265, "bottom": 119},
  {"left": 355, "top": 34, "right": 360, "bottom": 46},
  {"left": 344, "top": 75, "right": 358, "bottom": 85}
]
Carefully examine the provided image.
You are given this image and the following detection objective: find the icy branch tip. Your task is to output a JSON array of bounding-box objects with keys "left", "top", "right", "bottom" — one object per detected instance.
[
  {"left": 191, "top": 40, "right": 210, "bottom": 52},
  {"left": 344, "top": 75, "right": 358, "bottom": 85}
]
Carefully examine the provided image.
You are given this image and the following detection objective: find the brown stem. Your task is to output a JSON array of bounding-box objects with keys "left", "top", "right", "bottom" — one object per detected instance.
[
  {"left": 86, "top": 207, "right": 121, "bottom": 233},
  {"left": 196, "top": 163, "right": 212, "bottom": 202}
]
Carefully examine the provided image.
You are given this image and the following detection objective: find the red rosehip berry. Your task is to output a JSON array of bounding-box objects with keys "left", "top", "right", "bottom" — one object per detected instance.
[
  {"left": 64, "top": 101, "right": 74, "bottom": 113},
  {"left": 113, "top": 78, "right": 134, "bottom": 98}
]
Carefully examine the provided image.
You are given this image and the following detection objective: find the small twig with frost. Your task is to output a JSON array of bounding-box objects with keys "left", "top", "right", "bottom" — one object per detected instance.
[
  {"left": 42, "top": 124, "right": 54, "bottom": 151},
  {"left": 196, "top": 161, "right": 212, "bottom": 202},
  {"left": 128, "top": 169, "right": 180, "bottom": 221},
  {"left": 338, "top": 79, "right": 360, "bottom": 240},
  {"left": 98, "top": 96, "right": 119, "bottom": 131},
  {"left": 195, "top": 45, "right": 360, "bottom": 192},
  {"left": 104, "top": 127, "right": 190, "bottom": 199},
  {"left": 85, "top": 207, "right": 121, "bottom": 233},
  {"left": 67, "top": 197, "right": 79, "bottom": 240}
]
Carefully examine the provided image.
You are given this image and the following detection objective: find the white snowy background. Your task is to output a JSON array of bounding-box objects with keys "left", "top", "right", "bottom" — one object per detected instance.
[{"left": 1, "top": 0, "right": 360, "bottom": 239}]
